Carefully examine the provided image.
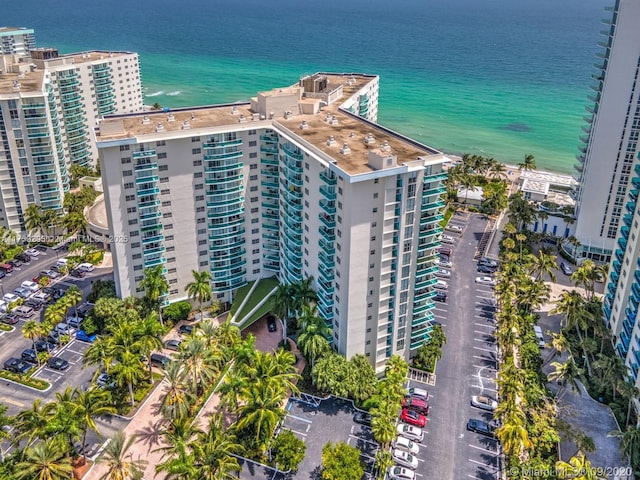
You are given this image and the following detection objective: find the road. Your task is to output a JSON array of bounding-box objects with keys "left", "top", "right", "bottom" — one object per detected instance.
[{"left": 418, "top": 213, "right": 502, "bottom": 480}]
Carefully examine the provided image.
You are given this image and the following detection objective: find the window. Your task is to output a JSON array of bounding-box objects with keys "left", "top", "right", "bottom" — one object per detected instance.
[
  {"left": 169, "top": 279, "right": 178, "bottom": 285},
  {"left": 195, "top": 195, "right": 204, "bottom": 201},
  {"left": 166, "top": 246, "right": 175, "bottom": 252},
  {"left": 167, "top": 268, "right": 177, "bottom": 274},
  {"left": 126, "top": 207, "right": 137, "bottom": 214},
  {"left": 194, "top": 172, "right": 202, "bottom": 178},
  {"left": 249, "top": 152, "right": 257, "bottom": 159},
  {"left": 131, "top": 242, "right": 140, "bottom": 249},
  {"left": 197, "top": 218, "right": 206, "bottom": 224},
  {"left": 193, "top": 160, "right": 202, "bottom": 166},
  {"left": 191, "top": 136, "right": 200, "bottom": 142},
  {"left": 250, "top": 163, "right": 258, "bottom": 170},
  {"left": 167, "top": 257, "right": 176, "bottom": 263},
  {"left": 252, "top": 239, "right": 259, "bottom": 244},
  {"left": 250, "top": 186, "right": 258, "bottom": 192},
  {"left": 252, "top": 228, "right": 259, "bottom": 234},
  {"left": 199, "top": 250, "right": 207, "bottom": 256},
  {"left": 124, "top": 182, "right": 134, "bottom": 189},
  {"left": 120, "top": 145, "right": 130, "bottom": 151},
  {"left": 163, "top": 212, "right": 172, "bottom": 218},
  {"left": 251, "top": 218, "right": 259, "bottom": 224},
  {"left": 130, "top": 230, "right": 139, "bottom": 237},
  {"left": 371, "top": 221, "right": 377, "bottom": 228},
  {"left": 194, "top": 184, "right": 203, "bottom": 190},
  {"left": 253, "top": 269, "right": 261, "bottom": 274},
  {"left": 252, "top": 248, "right": 260, "bottom": 254},
  {"left": 199, "top": 261, "right": 208, "bottom": 267},
  {"left": 249, "top": 175, "right": 258, "bottom": 181},
  {"left": 132, "top": 253, "right": 141, "bottom": 260},
  {"left": 121, "top": 157, "right": 131, "bottom": 164},
  {"left": 125, "top": 195, "right": 135, "bottom": 201},
  {"left": 370, "top": 249, "right": 375, "bottom": 255},
  {"left": 165, "top": 224, "right": 173, "bottom": 230},
  {"left": 367, "top": 302, "right": 372, "bottom": 308},
  {"left": 249, "top": 141, "right": 257, "bottom": 147},
  {"left": 199, "top": 239, "right": 207, "bottom": 245},
  {"left": 373, "top": 193, "right": 378, "bottom": 199},
  {"left": 251, "top": 197, "right": 258, "bottom": 203},
  {"left": 157, "top": 152, "right": 167, "bottom": 159},
  {"left": 196, "top": 206, "right": 205, "bottom": 212},
  {"left": 159, "top": 177, "right": 169, "bottom": 183},
  {"left": 134, "top": 265, "right": 142, "bottom": 271},
  {"left": 128, "top": 219, "right": 138, "bottom": 225},
  {"left": 162, "top": 200, "right": 171, "bottom": 207},
  {"left": 192, "top": 148, "right": 201, "bottom": 154},
  {"left": 372, "top": 207, "right": 377, "bottom": 213},
  {"left": 251, "top": 208, "right": 258, "bottom": 213},
  {"left": 161, "top": 189, "right": 170, "bottom": 195}
]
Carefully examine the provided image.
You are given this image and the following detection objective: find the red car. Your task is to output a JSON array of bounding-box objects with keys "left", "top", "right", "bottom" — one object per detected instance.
[{"left": 401, "top": 409, "right": 427, "bottom": 428}]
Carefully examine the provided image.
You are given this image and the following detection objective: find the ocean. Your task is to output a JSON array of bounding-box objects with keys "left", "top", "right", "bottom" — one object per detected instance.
[{"left": 3, "top": 0, "right": 610, "bottom": 173}]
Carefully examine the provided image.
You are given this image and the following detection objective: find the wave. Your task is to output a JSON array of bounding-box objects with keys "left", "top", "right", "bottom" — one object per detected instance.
[
  {"left": 166, "top": 91, "right": 181, "bottom": 96},
  {"left": 145, "top": 91, "right": 164, "bottom": 97}
]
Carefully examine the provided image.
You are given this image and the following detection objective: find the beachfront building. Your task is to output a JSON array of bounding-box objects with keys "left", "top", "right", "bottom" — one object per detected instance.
[
  {"left": 570, "top": 0, "right": 640, "bottom": 264},
  {"left": 96, "top": 73, "right": 449, "bottom": 370},
  {"left": 0, "top": 27, "right": 36, "bottom": 56},
  {"left": 0, "top": 48, "right": 142, "bottom": 233}
]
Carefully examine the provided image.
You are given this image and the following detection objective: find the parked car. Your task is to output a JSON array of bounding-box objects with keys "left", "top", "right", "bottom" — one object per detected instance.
[
  {"left": 266, "top": 315, "right": 277, "bottom": 332},
  {"left": 14, "top": 305, "right": 35, "bottom": 318},
  {"left": 55, "top": 323, "right": 71, "bottom": 335},
  {"left": 13, "top": 287, "right": 31, "bottom": 299},
  {"left": 445, "top": 224, "right": 463, "bottom": 233},
  {"left": 1, "top": 313, "right": 19, "bottom": 325},
  {"left": 392, "top": 449, "right": 418, "bottom": 470},
  {"left": 477, "top": 264, "right": 497, "bottom": 274},
  {"left": 4, "top": 357, "right": 32, "bottom": 374},
  {"left": 3, "top": 293, "right": 19, "bottom": 304},
  {"left": 353, "top": 412, "right": 372, "bottom": 426},
  {"left": 66, "top": 316, "right": 83, "bottom": 329},
  {"left": 435, "top": 258, "right": 452, "bottom": 268},
  {"left": 21, "top": 280, "right": 40, "bottom": 293},
  {"left": 77, "top": 303, "right": 94, "bottom": 318},
  {"left": 40, "top": 269, "right": 60, "bottom": 279},
  {"left": 46, "top": 331, "right": 62, "bottom": 344},
  {"left": 434, "top": 268, "right": 451, "bottom": 278},
  {"left": 43, "top": 287, "right": 64, "bottom": 300},
  {"left": 50, "top": 264, "right": 64, "bottom": 274},
  {"left": 34, "top": 339, "right": 55, "bottom": 352},
  {"left": 405, "top": 387, "right": 429, "bottom": 401},
  {"left": 396, "top": 423, "right": 424, "bottom": 443},
  {"left": 32, "top": 291, "right": 52, "bottom": 303},
  {"left": 21, "top": 349, "right": 38, "bottom": 364},
  {"left": 0, "top": 263, "right": 13, "bottom": 273},
  {"left": 34, "top": 245, "right": 48, "bottom": 253},
  {"left": 70, "top": 269, "right": 86, "bottom": 278},
  {"left": 401, "top": 397, "right": 429, "bottom": 415},
  {"left": 438, "top": 247, "right": 452, "bottom": 256},
  {"left": 78, "top": 262, "right": 95, "bottom": 272},
  {"left": 471, "top": 395, "right": 498, "bottom": 412},
  {"left": 392, "top": 436, "right": 419, "bottom": 455},
  {"left": 478, "top": 257, "right": 498, "bottom": 268},
  {"left": 7, "top": 259, "right": 22, "bottom": 268},
  {"left": 400, "top": 409, "right": 426, "bottom": 428},
  {"left": 387, "top": 466, "right": 415, "bottom": 480},
  {"left": 76, "top": 330, "right": 97, "bottom": 343},
  {"left": 467, "top": 418, "right": 496, "bottom": 438},
  {"left": 0, "top": 269, "right": 5, "bottom": 279},
  {"left": 15, "top": 253, "right": 31, "bottom": 263},
  {"left": 24, "top": 298, "right": 44, "bottom": 310},
  {"left": 32, "top": 274, "right": 51, "bottom": 286},
  {"left": 46, "top": 357, "right": 70, "bottom": 371},
  {"left": 150, "top": 353, "right": 171, "bottom": 369},
  {"left": 179, "top": 324, "right": 194, "bottom": 335},
  {"left": 440, "top": 234, "right": 455, "bottom": 245},
  {"left": 164, "top": 339, "right": 182, "bottom": 351},
  {"left": 475, "top": 276, "right": 497, "bottom": 286},
  {"left": 434, "top": 291, "right": 447, "bottom": 302},
  {"left": 96, "top": 373, "right": 115, "bottom": 389},
  {"left": 25, "top": 248, "right": 40, "bottom": 256},
  {"left": 560, "top": 262, "right": 573, "bottom": 275},
  {"left": 434, "top": 280, "right": 448, "bottom": 290}
]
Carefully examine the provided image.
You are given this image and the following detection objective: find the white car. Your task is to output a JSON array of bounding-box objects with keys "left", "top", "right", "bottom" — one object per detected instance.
[
  {"left": 434, "top": 268, "right": 451, "bottom": 278},
  {"left": 32, "top": 291, "right": 50, "bottom": 302},
  {"left": 392, "top": 449, "right": 418, "bottom": 470},
  {"left": 387, "top": 466, "right": 415, "bottom": 480},
  {"left": 392, "top": 436, "right": 420, "bottom": 455},
  {"left": 3, "top": 293, "right": 19, "bottom": 304},
  {"left": 78, "top": 262, "right": 95, "bottom": 272},
  {"left": 471, "top": 395, "right": 498, "bottom": 412},
  {"left": 397, "top": 423, "right": 424, "bottom": 443},
  {"left": 475, "top": 276, "right": 496, "bottom": 286},
  {"left": 435, "top": 258, "right": 452, "bottom": 268},
  {"left": 446, "top": 224, "right": 463, "bottom": 233},
  {"left": 0, "top": 300, "right": 7, "bottom": 313},
  {"left": 21, "top": 280, "right": 40, "bottom": 293},
  {"left": 25, "top": 248, "right": 40, "bottom": 257},
  {"left": 434, "top": 280, "right": 448, "bottom": 290},
  {"left": 441, "top": 234, "right": 455, "bottom": 244},
  {"left": 55, "top": 323, "right": 71, "bottom": 335}
]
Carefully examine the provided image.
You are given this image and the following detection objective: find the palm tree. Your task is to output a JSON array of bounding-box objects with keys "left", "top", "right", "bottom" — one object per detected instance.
[
  {"left": 134, "top": 311, "right": 164, "bottom": 380},
  {"left": 22, "top": 320, "right": 43, "bottom": 358},
  {"left": 138, "top": 265, "right": 169, "bottom": 325},
  {"left": 178, "top": 336, "right": 219, "bottom": 394},
  {"left": 556, "top": 451, "right": 598, "bottom": 480},
  {"left": 159, "top": 361, "right": 192, "bottom": 422},
  {"left": 494, "top": 413, "right": 532, "bottom": 459},
  {"left": 65, "top": 285, "right": 83, "bottom": 318},
  {"left": 548, "top": 358, "right": 584, "bottom": 399},
  {"left": 15, "top": 438, "right": 73, "bottom": 480},
  {"left": 593, "top": 353, "right": 628, "bottom": 400},
  {"left": 111, "top": 350, "right": 147, "bottom": 406},
  {"left": 570, "top": 260, "right": 598, "bottom": 300},
  {"left": 73, "top": 387, "right": 117, "bottom": 459},
  {"left": 370, "top": 402, "right": 397, "bottom": 449},
  {"left": 12, "top": 398, "right": 54, "bottom": 449},
  {"left": 191, "top": 414, "right": 241, "bottom": 479},
  {"left": 185, "top": 270, "right": 213, "bottom": 322},
  {"left": 518, "top": 154, "right": 536, "bottom": 172},
  {"left": 610, "top": 425, "right": 640, "bottom": 468},
  {"left": 62, "top": 211, "right": 88, "bottom": 236},
  {"left": 236, "top": 381, "right": 287, "bottom": 452},
  {"left": 542, "top": 331, "right": 569, "bottom": 366},
  {"left": 153, "top": 418, "right": 200, "bottom": 479},
  {"left": 551, "top": 290, "right": 594, "bottom": 374},
  {"left": 24, "top": 204, "right": 44, "bottom": 236},
  {"left": 529, "top": 250, "right": 557, "bottom": 282},
  {"left": 297, "top": 310, "right": 331, "bottom": 367},
  {"left": 272, "top": 283, "right": 293, "bottom": 343},
  {"left": 98, "top": 432, "right": 148, "bottom": 480}
]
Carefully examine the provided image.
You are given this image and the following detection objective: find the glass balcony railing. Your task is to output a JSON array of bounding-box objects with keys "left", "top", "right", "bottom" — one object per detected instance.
[
  {"left": 319, "top": 185, "right": 336, "bottom": 200},
  {"left": 133, "top": 150, "right": 157, "bottom": 159},
  {"left": 319, "top": 213, "right": 336, "bottom": 229},
  {"left": 319, "top": 200, "right": 336, "bottom": 215}
]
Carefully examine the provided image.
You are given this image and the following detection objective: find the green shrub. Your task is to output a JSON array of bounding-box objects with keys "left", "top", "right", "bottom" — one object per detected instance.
[
  {"left": 163, "top": 301, "right": 192, "bottom": 323},
  {"left": 0, "top": 371, "right": 49, "bottom": 390}
]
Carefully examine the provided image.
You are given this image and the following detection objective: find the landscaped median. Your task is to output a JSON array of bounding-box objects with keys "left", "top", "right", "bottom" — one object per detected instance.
[
  {"left": 0, "top": 370, "right": 51, "bottom": 391},
  {"left": 0, "top": 323, "right": 14, "bottom": 332}
]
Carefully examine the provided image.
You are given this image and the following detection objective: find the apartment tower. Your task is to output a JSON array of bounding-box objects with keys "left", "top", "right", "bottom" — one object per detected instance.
[
  {"left": 0, "top": 27, "right": 36, "bottom": 56},
  {"left": 571, "top": 0, "right": 640, "bottom": 263},
  {"left": 96, "top": 73, "right": 448, "bottom": 370},
  {"left": 0, "top": 48, "right": 142, "bottom": 232}
]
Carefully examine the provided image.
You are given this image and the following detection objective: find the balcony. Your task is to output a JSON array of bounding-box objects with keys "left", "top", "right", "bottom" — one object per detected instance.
[
  {"left": 137, "top": 186, "right": 160, "bottom": 197},
  {"left": 142, "top": 234, "right": 164, "bottom": 244},
  {"left": 282, "top": 144, "right": 303, "bottom": 161},
  {"left": 260, "top": 157, "right": 279, "bottom": 167},
  {"left": 319, "top": 238, "right": 335, "bottom": 254},
  {"left": 203, "top": 138, "right": 242, "bottom": 148},
  {"left": 319, "top": 185, "right": 336, "bottom": 200},
  {"left": 319, "top": 213, "right": 336, "bottom": 228},
  {"left": 207, "top": 225, "right": 245, "bottom": 240},
  {"left": 422, "top": 199, "right": 446, "bottom": 211},
  {"left": 135, "top": 161, "right": 158, "bottom": 172},
  {"left": 319, "top": 170, "right": 337, "bottom": 185},
  {"left": 422, "top": 185, "right": 447, "bottom": 197},
  {"left": 204, "top": 159, "right": 243, "bottom": 172},
  {"left": 143, "top": 246, "right": 166, "bottom": 256},
  {"left": 319, "top": 199, "right": 336, "bottom": 215},
  {"left": 144, "top": 256, "right": 166, "bottom": 268},
  {"left": 318, "top": 279, "right": 334, "bottom": 295},
  {"left": 141, "top": 219, "right": 163, "bottom": 232},
  {"left": 319, "top": 228, "right": 335, "bottom": 242},
  {"left": 135, "top": 174, "right": 159, "bottom": 184},
  {"left": 260, "top": 135, "right": 278, "bottom": 143},
  {"left": 318, "top": 250, "right": 335, "bottom": 269},
  {"left": 423, "top": 171, "right": 447, "bottom": 182}
]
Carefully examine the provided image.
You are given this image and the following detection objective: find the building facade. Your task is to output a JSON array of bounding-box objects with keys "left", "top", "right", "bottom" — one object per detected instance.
[
  {"left": 0, "top": 49, "right": 142, "bottom": 233},
  {"left": 571, "top": 0, "right": 640, "bottom": 263},
  {"left": 0, "top": 27, "right": 36, "bottom": 56},
  {"left": 97, "top": 73, "right": 448, "bottom": 370}
]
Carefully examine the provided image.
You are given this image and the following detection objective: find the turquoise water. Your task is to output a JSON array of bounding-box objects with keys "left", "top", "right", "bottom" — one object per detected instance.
[{"left": 4, "top": 0, "right": 609, "bottom": 173}]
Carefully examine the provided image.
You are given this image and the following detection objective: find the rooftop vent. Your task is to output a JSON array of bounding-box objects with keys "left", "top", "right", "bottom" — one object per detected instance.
[
  {"left": 380, "top": 140, "right": 391, "bottom": 152},
  {"left": 340, "top": 143, "right": 351, "bottom": 155},
  {"left": 181, "top": 120, "right": 191, "bottom": 130},
  {"left": 191, "top": 113, "right": 195, "bottom": 120},
  {"left": 327, "top": 136, "right": 337, "bottom": 146},
  {"left": 12, "top": 81, "right": 20, "bottom": 91},
  {"left": 269, "top": 112, "right": 274, "bottom": 120},
  {"left": 156, "top": 123, "right": 165, "bottom": 133},
  {"left": 252, "top": 113, "right": 260, "bottom": 121},
  {"left": 284, "top": 111, "right": 293, "bottom": 120},
  {"left": 231, "top": 106, "right": 239, "bottom": 115},
  {"left": 167, "top": 114, "right": 175, "bottom": 122},
  {"left": 142, "top": 115, "right": 150, "bottom": 125},
  {"left": 364, "top": 133, "right": 376, "bottom": 145},
  {"left": 325, "top": 113, "right": 332, "bottom": 122},
  {"left": 328, "top": 116, "right": 339, "bottom": 126},
  {"left": 299, "top": 121, "right": 309, "bottom": 130},
  {"left": 238, "top": 114, "right": 247, "bottom": 123},
  {"left": 349, "top": 131, "right": 355, "bottom": 138}
]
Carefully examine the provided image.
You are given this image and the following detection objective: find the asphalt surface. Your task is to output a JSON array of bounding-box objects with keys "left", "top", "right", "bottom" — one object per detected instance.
[
  {"left": 416, "top": 212, "right": 502, "bottom": 480},
  {"left": 0, "top": 247, "right": 122, "bottom": 457}
]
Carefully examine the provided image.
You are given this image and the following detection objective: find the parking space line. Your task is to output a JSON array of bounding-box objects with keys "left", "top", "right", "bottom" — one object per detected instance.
[
  {"left": 0, "top": 397, "right": 24, "bottom": 407},
  {"left": 286, "top": 414, "right": 312, "bottom": 424},
  {"left": 472, "top": 364, "right": 496, "bottom": 372},
  {"left": 473, "top": 346, "right": 495, "bottom": 353},
  {"left": 473, "top": 338, "right": 495, "bottom": 345},
  {"left": 473, "top": 323, "right": 494, "bottom": 329},
  {"left": 348, "top": 434, "right": 378, "bottom": 447},
  {"left": 286, "top": 428, "right": 308, "bottom": 437},
  {"left": 470, "top": 385, "right": 497, "bottom": 393},
  {"left": 65, "top": 348, "right": 85, "bottom": 355},
  {"left": 468, "top": 458, "right": 499, "bottom": 470},
  {"left": 473, "top": 355, "right": 496, "bottom": 362},
  {"left": 473, "top": 330, "right": 494, "bottom": 336},
  {"left": 468, "top": 444, "right": 498, "bottom": 455}
]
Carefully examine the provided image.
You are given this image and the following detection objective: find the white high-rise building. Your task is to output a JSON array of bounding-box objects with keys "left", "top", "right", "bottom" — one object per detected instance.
[
  {"left": 0, "top": 48, "right": 142, "bottom": 233},
  {"left": 96, "top": 73, "right": 448, "bottom": 370},
  {"left": 0, "top": 27, "right": 36, "bottom": 56},
  {"left": 571, "top": 0, "right": 640, "bottom": 263}
]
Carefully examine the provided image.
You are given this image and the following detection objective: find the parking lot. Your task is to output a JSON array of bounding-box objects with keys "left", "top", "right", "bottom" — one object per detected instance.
[
  {"left": 418, "top": 213, "right": 503, "bottom": 480},
  {"left": 32, "top": 337, "right": 93, "bottom": 386}
]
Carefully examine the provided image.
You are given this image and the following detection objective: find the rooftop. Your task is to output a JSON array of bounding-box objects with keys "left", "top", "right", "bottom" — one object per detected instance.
[
  {"left": 96, "top": 73, "right": 445, "bottom": 176},
  {"left": 519, "top": 170, "right": 578, "bottom": 188},
  {"left": 48, "top": 50, "right": 136, "bottom": 66},
  {"left": 0, "top": 69, "right": 43, "bottom": 95},
  {"left": 0, "top": 27, "right": 33, "bottom": 34}
]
